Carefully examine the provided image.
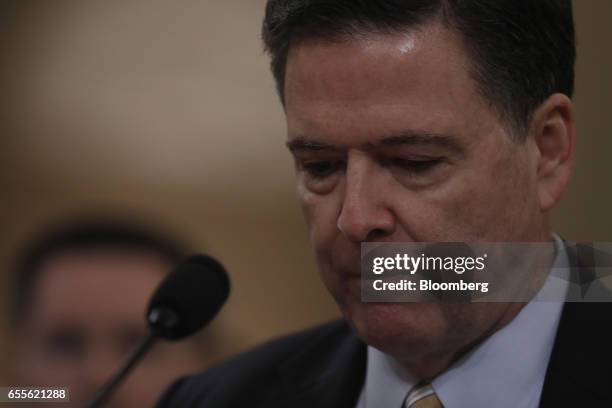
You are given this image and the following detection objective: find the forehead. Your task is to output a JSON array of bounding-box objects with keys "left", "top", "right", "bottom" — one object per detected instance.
[
  {"left": 284, "top": 21, "right": 495, "bottom": 145},
  {"left": 26, "top": 249, "right": 168, "bottom": 325}
]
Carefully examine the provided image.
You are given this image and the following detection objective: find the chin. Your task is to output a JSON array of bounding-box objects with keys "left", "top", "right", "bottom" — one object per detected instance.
[
  {"left": 341, "top": 301, "right": 452, "bottom": 357},
  {"left": 325, "top": 273, "right": 477, "bottom": 359}
]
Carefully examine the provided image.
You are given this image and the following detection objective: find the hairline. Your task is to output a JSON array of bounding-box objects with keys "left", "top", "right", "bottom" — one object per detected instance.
[{"left": 280, "top": 16, "right": 527, "bottom": 141}]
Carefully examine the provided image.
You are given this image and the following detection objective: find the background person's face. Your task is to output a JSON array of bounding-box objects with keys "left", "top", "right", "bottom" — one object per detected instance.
[
  {"left": 12, "top": 250, "right": 202, "bottom": 408},
  {"left": 284, "top": 23, "right": 549, "bottom": 366}
]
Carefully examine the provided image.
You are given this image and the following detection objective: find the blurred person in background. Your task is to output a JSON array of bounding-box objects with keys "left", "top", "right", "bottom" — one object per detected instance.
[{"left": 7, "top": 217, "right": 217, "bottom": 407}]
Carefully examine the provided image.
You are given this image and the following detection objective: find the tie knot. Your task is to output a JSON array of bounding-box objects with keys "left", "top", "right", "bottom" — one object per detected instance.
[{"left": 404, "top": 383, "right": 443, "bottom": 408}]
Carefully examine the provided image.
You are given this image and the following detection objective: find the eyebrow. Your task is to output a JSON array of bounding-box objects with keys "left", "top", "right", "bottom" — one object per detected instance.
[
  {"left": 286, "top": 131, "right": 462, "bottom": 153},
  {"left": 376, "top": 132, "right": 463, "bottom": 152},
  {"left": 286, "top": 139, "right": 341, "bottom": 153}
]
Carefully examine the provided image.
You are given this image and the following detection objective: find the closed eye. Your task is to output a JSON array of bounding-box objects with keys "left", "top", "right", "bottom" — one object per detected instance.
[
  {"left": 301, "top": 160, "right": 344, "bottom": 179},
  {"left": 386, "top": 157, "right": 442, "bottom": 174}
]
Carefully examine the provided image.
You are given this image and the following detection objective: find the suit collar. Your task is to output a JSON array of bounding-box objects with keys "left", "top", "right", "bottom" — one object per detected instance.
[
  {"left": 278, "top": 320, "right": 366, "bottom": 408},
  {"left": 540, "top": 243, "right": 612, "bottom": 406}
]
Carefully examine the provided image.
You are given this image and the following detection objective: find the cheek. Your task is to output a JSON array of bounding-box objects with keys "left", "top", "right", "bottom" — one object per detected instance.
[
  {"left": 392, "top": 149, "right": 537, "bottom": 241},
  {"left": 298, "top": 187, "right": 341, "bottom": 254},
  {"left": 442, "top": 153, "right": 536, "bottom": 240}
]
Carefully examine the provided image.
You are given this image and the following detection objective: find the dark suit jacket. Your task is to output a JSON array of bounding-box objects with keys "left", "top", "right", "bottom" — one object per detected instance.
[{"left": 157, "top": 245, "right": 612, "bottom": 407}]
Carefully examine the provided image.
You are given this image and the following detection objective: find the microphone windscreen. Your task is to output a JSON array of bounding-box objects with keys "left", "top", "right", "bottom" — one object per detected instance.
[{"left": 147, "top": 254, "right": 230, "bottom": 340}]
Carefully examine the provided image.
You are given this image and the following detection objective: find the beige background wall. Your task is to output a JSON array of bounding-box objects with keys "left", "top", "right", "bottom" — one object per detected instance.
[{"left": 1, "top": 0, "right": 611, "bottom": 377}]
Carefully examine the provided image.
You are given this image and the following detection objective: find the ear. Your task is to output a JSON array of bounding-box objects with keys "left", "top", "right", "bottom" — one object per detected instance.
[{"left": 530, "top": 93, "right": 576, "bottom": 211}]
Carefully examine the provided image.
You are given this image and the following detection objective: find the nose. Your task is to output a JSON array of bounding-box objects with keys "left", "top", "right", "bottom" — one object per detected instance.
[
  {"left": 337, "top": 152, "right": 396, "bottom": 242},
  {"left": 81, "top": 344, "right": 121, "bottom": 403}
]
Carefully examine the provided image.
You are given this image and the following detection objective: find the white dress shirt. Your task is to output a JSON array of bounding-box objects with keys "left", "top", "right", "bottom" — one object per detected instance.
[{"left": 355, "top": 235, "right": 569, "bottom": 408}]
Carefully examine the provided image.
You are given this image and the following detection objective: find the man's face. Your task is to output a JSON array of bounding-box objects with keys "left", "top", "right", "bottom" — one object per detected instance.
[
  {"left": 12, "top": 250, "right": 202, "bottom": 408},
  {"left": 284, "top": 22, "right": 547, "bottom": 364}
]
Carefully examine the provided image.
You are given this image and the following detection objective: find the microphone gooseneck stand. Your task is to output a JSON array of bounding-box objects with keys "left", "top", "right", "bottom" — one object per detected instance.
[
  {"left": 84, "top": 254, "right": 230, "bottom": 408},
  {"left": 85, "top": 307, "right": 178, "bottom": 408}
]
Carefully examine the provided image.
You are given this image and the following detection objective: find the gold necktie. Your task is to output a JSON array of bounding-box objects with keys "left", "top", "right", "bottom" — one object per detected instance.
[{"left": 404, "top": 384, "right": 443, "bottom": 408}]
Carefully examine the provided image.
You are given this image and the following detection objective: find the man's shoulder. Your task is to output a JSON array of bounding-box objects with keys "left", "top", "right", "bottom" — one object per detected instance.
[{"left": 156, "top": 319, "right": 359, "bottom": 408}]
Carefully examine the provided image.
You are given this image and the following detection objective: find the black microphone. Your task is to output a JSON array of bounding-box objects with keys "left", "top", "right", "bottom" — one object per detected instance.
[{"left": 85, "top": 254, "right": 230, "bottom": 408}]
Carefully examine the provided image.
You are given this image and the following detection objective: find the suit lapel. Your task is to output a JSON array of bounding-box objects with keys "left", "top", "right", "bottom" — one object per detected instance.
[
  {"left": 277, "top": 321, "right": 367, "bottom": 408},
  {"left": 540, "top": 301, "right": 612, "bottom": 406},
  {"left": 540, "top": 243, "right": 612, "bottom": 406}
]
